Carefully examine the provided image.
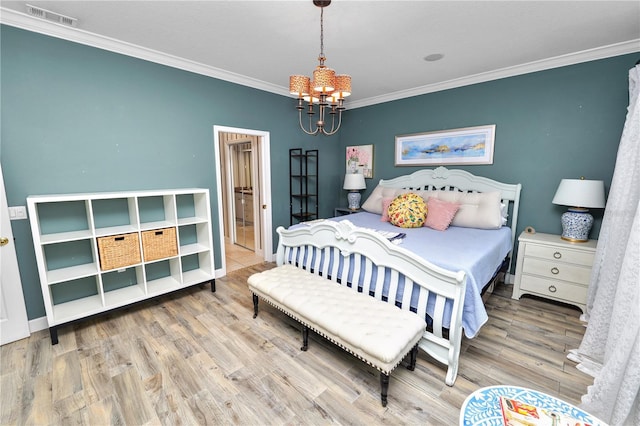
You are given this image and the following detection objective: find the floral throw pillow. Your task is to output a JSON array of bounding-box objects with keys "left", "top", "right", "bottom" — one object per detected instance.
[{"left": 388, "top": 193, "right": 427, "bottom": 228}]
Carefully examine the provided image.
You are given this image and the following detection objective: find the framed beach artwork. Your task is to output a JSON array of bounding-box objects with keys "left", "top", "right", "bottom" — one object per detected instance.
[
  {"left": 395, "top": 124, "right": 496, "bottom": 166},
  {"left": 346, "top": 144, "right": 374, "bottom": 178}
]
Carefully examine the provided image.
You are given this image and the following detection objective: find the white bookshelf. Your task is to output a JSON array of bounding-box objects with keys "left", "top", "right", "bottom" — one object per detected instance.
[{"left": 27, "top": 188, "right": 216, "bottom": 344}]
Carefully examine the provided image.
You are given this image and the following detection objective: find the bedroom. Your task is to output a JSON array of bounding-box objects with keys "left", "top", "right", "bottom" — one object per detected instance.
[{"left": 1, "top": 1, "right": 639, "bottom": 424}]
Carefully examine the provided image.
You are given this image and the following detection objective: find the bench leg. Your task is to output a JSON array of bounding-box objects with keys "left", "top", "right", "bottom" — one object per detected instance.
[
  {"left": 301, "top": 325, "right": 309, "bottom": 351},
  {"left": 252, "top": 294, "right": 259, "bottom": 318},
  {"left": 407, "top": 345, "right": 418, "bottom": 371},
  {"left": 380, "top": 373, "right": 389, "bottom": 407}
]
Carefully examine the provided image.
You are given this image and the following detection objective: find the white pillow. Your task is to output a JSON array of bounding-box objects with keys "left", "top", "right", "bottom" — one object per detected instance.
[
  {"left": 501, "top": 202, "right": 509, "bottom": 226},
  {"left": 430, "top": 190, "right": 503, "bottom": 229},
  {"left": 361, "top": 185, "right": 406, "bottom": 214},
  {"left": 363, "top": 186, "right": 506, "bottom": 229}
]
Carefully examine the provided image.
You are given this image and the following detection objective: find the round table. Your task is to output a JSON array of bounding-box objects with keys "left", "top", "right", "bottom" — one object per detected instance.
[{"left": 459, "top": 385, "right": 608, "bottom": 426}]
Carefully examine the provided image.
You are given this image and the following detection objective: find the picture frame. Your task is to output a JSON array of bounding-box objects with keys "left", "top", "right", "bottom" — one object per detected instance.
[
  {"left": 395, "top": 124, "right": 495, "bottom": 166},
  {"left": 346, "top": 144, "right": 374, "bottom": 178}
]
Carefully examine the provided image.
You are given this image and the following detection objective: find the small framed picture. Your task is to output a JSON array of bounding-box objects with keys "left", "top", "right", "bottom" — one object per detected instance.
[{"left": 346, "top": 144, "right": 374, "bottom": 178}]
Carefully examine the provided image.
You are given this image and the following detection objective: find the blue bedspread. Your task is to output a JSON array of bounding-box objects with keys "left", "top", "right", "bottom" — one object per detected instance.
[{"left": 324, "top": 212, "right": 512, "bottom": 338}]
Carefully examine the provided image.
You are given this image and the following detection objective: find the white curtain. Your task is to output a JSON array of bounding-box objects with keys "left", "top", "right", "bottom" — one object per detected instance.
[{"left": 568, "top": 64, "right": 640, "bottom": 425}]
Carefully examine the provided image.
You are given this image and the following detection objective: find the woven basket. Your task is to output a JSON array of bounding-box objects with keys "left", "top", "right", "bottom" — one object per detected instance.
[
  {"left": 141, "top": 227, "right": 178, "bottom": 262},
  {"left": 97, "top": 233, "right": 142, "bottom": 271}
]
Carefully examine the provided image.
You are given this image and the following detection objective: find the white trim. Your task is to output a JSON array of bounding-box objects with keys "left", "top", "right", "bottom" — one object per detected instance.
[
  {"left": 349, "top": 39, "right": 640, "bottom": 109},
  {"left": 212, "top": 129, "right": 228, "bottom": 278},
  {"left": 29, "top": 316, "right": 49, "bottom": 333},
  {"left": 2, "top": 7, "right": 638, "bottom": 109},
  {"left": 215, "top": 267, "right": 225, "bottom": 280},
  {"left": 0, "top": 7, "right": 287, "bottom": 98}
]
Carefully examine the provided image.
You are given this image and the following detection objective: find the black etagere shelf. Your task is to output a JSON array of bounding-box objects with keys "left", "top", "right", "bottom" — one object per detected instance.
[{"left": 289, "top": 148, "right": 318, "bottom": 225}]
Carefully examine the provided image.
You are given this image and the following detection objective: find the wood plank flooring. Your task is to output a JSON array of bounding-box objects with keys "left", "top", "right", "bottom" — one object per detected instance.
[
  {"left": 225, "top": 241, "right": 263, "bottom": 273},
  {"left": 1, "top": 263, "right": 593, "bottom": 425}
]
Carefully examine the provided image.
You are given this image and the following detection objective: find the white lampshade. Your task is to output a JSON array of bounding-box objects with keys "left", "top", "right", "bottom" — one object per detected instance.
[
  {"left": 343, "top": 173, "right": 366, "bottom": 190},
  {"left": 552, "top": 179, "right": 605, "bottom": 208}
]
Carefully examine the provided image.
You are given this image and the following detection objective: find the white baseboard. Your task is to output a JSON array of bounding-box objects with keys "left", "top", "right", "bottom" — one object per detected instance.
[
  {"left": 29, "top": 316, "right": 48, "bottom": 333},
  {"left": 504, "top": 273, "right": 515, "bottom": 285}
]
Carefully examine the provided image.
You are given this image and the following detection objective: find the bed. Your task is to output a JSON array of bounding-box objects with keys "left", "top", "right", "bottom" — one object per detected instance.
[
  {"left": 280, "top": 166, "right": 521, "bottom": 384},
  {"left": 349, "top": 166, "right": 520, "bottom": 333},
  {"left": 328, "top": 212, "right": 510, "bottom": 338}
]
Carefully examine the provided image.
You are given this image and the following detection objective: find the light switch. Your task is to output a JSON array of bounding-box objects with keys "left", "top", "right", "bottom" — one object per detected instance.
[{"left": 8, "top": 206, "right": 28, "bottom": 220}]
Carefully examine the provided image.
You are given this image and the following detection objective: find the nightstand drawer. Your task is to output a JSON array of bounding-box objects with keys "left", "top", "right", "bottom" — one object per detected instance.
[
  {"left": 522, "top": 257, "right": 591, "bottom": 285},
  {"left": 512, "top": 232, "right": 596, "bottom": 313},
  {"left": 519, "top": 275, "right": 588, "bottom": 305},
  {"left": 524, "top": 244, "right": 594, "bottom": 267}
]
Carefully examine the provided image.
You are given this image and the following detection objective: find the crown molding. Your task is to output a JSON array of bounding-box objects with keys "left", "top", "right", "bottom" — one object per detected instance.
[
  {"left": 349, "top": 39, "right": 640, "bottom": 109},
  {"left": 2, "top": 7, "right": 639, "bottom": 110},
  {"left": 0, "top": 7, "right": 289, "bottom": 98}
]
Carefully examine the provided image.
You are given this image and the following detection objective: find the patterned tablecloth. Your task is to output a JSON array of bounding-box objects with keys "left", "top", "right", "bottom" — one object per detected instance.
[{"left": 459, "top": 385, "right": 608, "bottom": 426}]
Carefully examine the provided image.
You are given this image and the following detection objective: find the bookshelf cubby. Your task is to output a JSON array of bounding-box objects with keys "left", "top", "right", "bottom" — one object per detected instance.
[{"left": 27, "top": 188, "right": 215, "bottom": 344}]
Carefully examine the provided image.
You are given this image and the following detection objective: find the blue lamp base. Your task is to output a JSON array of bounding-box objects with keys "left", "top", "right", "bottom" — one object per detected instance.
[
  {"left": 347, "top": 191, "right": 361, "bottom": 210},
  {"left": 560, "top": 208, "right": 594, "bottom": 242}
]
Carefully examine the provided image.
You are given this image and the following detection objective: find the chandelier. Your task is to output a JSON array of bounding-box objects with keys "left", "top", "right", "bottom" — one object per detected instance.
[{"left": 289, "top": 0, "right": 351, "bottom": 136}]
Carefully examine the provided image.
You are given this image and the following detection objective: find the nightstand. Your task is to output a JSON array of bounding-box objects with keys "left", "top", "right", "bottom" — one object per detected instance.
[
  {"left": 334, "top": 207, "right": 363, "bottom": 216},
  {"left": 512, "top": 231, "right": 597, "bottom": 313}
]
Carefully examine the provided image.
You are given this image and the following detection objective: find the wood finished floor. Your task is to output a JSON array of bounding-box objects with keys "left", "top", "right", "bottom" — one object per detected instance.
[
  {"left": 225, "top": 240, "right": 263, "bottom": 273},
  {"left": 1, "top": 263, "right": 593, "bottom": 425}
]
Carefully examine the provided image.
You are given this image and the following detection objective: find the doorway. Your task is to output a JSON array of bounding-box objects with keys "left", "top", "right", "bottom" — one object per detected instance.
[{"left": 213, "top": 126, "right": 272, "bottom": 275}]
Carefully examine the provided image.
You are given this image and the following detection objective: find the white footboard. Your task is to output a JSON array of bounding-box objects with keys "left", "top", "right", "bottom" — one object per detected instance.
[{"left": 276, "top": 220, "right": 467, "bottom": 386}]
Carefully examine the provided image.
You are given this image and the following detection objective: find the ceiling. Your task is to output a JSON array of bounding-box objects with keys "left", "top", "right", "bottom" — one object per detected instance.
[{"left": 1, "top": 1, "right": 639, "bottom": 108}]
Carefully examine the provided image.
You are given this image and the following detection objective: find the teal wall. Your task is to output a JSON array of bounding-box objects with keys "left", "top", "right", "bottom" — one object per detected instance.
[
  {"left": 0, "top": 26, "right": 342, "bottom": 320},
  {"left": 1, "top": 24, "right": 636, "bottom": 321},
  {"left": 337, "top": 54, "right": 635, "bottom": 243}
]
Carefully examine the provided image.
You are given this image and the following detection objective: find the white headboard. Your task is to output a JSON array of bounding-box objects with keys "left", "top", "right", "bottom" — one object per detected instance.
[{"left": 378, "top": 166, "right": 522, "bottom": 257}]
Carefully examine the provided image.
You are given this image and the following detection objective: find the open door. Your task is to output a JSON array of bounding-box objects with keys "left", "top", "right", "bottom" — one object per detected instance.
[{"left": 0, "top": 163, "right": 30, "bottom": 345}]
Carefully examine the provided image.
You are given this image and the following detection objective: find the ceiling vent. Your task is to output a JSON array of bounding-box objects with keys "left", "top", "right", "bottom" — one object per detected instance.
[{"left": 26, "top": 4, "right": 78, "bottom": 27}]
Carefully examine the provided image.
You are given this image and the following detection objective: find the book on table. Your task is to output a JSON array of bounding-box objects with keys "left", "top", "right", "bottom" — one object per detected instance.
[{"left": 500, "top": 396, "right": 593, "bottom": 426}]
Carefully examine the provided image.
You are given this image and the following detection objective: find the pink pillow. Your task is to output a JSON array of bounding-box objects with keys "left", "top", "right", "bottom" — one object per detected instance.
[
  {"left": 424, "top": 197, "right": 460, "bottom": 231},
  {"left": 381, "top": 197, "right": 394, "bottom": 222}
]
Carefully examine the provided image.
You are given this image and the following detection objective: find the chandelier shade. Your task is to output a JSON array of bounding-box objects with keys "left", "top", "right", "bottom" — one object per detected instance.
[
  {"left": 313, "top": 67, "right": 335, "bottom": 93},
  {"left": 333, "top": 75, "right": 352, "bottom": 98},
  {"left": 289, "top": 0, "right": 350, "bottom": 136},
  {"left": 289, "top": 75, "right": 310, "bottom": 97},
  {"left": 304, "top": 91, "right": 320, "bottom": 104}
]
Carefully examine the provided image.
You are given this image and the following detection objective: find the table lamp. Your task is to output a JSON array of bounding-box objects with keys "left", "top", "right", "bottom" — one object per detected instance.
[
  {"left": 551, "top": 178, "right": 605, "bottom": 242},
  {"left": 343, "top": 173, "right": 366, "bottom": 210}
]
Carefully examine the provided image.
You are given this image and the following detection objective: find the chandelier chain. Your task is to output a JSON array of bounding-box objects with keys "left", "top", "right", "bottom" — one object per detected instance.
[{"left": 319, "top": 6, "right": 325, "bottom": 63}]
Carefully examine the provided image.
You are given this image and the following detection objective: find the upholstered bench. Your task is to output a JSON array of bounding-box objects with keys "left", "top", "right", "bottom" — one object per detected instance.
[{"left": 248, "top": 263, "right": 427, "bottom": 407}]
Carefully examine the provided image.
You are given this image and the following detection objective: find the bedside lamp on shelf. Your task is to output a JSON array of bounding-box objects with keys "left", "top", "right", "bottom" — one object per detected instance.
[
  {"left": 552, "top": 177, "right": 605, "bottom": 242},
  {"left": 343, "top": 173, "right": 366, "bottom": 210}
]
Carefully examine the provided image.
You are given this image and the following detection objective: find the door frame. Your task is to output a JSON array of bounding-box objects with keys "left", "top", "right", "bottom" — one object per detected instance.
[{"left": 213, "top": 125, "right": 272, "bottom": 276}]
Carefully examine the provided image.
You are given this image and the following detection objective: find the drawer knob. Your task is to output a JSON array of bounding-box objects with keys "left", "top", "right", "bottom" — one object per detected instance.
[
  {"left": 553, "top": 251, "right": 562, "bottom": 259},
  {"left": 551, "top": 267, "right": 560, "bottom": 275},
  {"left": 549, "top": 285, "right": 557, "bottom": 293}
]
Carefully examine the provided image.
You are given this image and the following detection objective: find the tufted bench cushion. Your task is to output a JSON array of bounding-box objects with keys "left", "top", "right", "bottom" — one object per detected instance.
[{"left": 248, "top": 264, "right": 427, "bottom": 405}]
